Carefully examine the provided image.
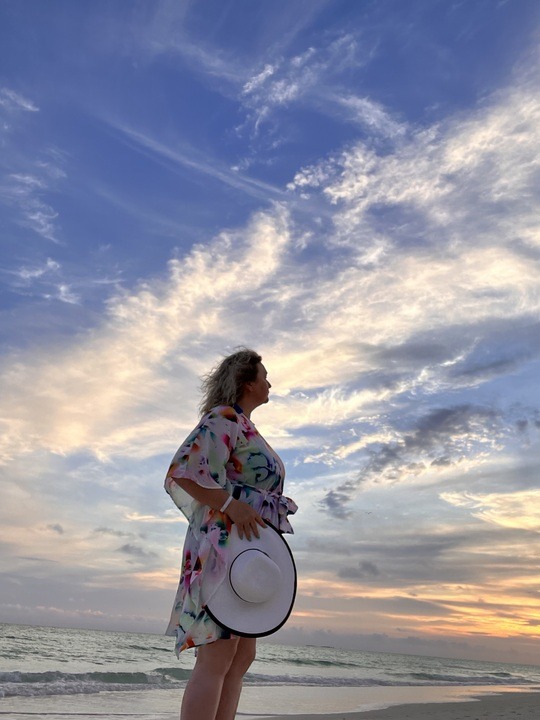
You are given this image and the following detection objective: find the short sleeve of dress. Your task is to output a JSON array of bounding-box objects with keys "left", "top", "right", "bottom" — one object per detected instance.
[{"left": 164, "top": 406, "right": 240, "bottom": 522}]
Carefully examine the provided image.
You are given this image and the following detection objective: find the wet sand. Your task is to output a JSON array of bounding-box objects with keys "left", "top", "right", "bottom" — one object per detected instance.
[{"left": 255, "top": 690, "right": 539, "bottom": 720}]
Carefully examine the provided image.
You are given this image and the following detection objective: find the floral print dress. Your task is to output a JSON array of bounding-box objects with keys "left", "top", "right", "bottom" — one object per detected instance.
[{"left": 164, "top": 404, "right": 297, "bottom": 655}]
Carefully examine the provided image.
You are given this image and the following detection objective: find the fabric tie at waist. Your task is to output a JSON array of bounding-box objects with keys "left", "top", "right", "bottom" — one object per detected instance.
[{"left": 230, "top": 482, "right": 297, "bottom": 535}]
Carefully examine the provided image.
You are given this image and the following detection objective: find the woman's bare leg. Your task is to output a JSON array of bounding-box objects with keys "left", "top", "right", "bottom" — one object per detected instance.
[
  {"left": 180, "top": 638, "right": 240, "bottom": 720},
  {"left": 215, "top": 638, "right": 257, "bottom": 720}
]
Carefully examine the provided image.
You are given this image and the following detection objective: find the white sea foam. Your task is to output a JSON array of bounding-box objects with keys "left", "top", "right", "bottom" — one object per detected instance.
[{"left": 1, "top": 623, "right": 539, "bottom": 703}]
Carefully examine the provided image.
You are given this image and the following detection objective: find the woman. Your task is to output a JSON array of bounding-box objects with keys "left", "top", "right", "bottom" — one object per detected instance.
[{"left": 164, "top": 348, "right": 297, "bottom": 720}]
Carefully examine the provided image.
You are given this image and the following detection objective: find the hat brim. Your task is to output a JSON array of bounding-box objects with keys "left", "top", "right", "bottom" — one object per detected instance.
[{"left": 204, "top": 522, "right": 297, "bottom": 638}]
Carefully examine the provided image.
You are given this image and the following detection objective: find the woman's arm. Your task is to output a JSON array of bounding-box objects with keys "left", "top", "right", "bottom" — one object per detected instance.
[{"left": 171, "top": 477, "right": 266, "bottom": 540}]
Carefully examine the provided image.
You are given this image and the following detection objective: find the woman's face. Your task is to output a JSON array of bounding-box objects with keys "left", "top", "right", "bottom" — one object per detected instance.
[{"left": 248, "top": 363, "right": 272, "bottom": 407}]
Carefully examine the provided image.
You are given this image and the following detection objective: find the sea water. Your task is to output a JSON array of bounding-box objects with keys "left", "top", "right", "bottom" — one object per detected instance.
[{"left": 0, "top": 623, "right": 539, "bottom": 719}]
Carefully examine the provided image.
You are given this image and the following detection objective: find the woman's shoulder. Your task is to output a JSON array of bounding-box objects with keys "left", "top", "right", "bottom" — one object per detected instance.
[{"left": 204, "top": 405, "right": 241, "bottom": 423}]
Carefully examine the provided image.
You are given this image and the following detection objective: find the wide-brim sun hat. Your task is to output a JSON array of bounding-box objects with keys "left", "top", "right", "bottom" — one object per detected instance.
[{"left": 203, "top": 522, "right": 297, "bottom": 638}]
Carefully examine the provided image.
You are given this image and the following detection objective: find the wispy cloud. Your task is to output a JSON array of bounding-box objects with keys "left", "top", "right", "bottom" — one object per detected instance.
[
  {"left": 0, "top": 89, "right": 61, "bottom": 240},
  {"left": 116, "top": 1, "right": 336, "bottom": 90},
  {"left": 13, "top": 258, "right": 61, "bottom": 282},
  {"left": 48, "top": 283, "right": 80, "bottom": 305},
  {"left": 1, "top": 31, "right": 540, "bottom": 657},
  {"left": 0, "top": 130, "right": 67, "bottom": 244},
  {"left": 0, "top": 87, "right": 39, "bottom": 114},
  {"left": 441, "top": 489, "right": 540, "bottom": 532},
  {"left": 239, "top": 34, "right": 384, "bottom": 136},
  {"left": 2, "top": 69, "right": 539, "bottom": 468},
  {"left": 326, "top": 93, "right": 407, "bottom": 138},
  {"left": 4, "top": 258, "right": 83, "bottom": 307},
  {"left": 0, "top": 172, "right": 61, "bottom": 242},
  {"left": 102, "top": 119, "right": 286, "bottom": 202},
  {"left": 121, "top": 2, "right": 245, "bottom": 85}
]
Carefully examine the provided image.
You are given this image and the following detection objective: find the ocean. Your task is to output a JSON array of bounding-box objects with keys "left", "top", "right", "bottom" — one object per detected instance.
[{"left": 1, "top": 623, "right": 539, "bottom": 719}]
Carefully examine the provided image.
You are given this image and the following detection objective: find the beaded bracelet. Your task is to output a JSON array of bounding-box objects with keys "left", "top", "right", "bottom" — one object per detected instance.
[{"left": 220, "top": 495, "right": 234, "bottom": 513}]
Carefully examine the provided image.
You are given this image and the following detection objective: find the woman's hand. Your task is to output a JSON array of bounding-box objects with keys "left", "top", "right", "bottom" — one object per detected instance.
[
  {"left": 170, "top": 477, "right": 265, "bottom": 540},
  {"left": 226, "top": 499, "right": 266, "bottom": 540}
]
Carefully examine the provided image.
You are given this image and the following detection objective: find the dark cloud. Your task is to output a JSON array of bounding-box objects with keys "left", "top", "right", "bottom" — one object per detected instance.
[
  {"left": 373, "top": 596, "right": 452, "bottom": 617},
  {"left": 338, "top": 560, "right": 380, "bottom": 579},
  {"left": 365, "top": 538, "right": 460, "bottom": 560},
  {"left": 94, "top": 526, "right": 131, "bottom": 538},
  {"left": 508, "top": 239, "right": 540, "bottom": 262},
  {"left": 360, "top": 320, "right": 540, "bottom": 392},
  {"left": 16, "top": 556, "right": 58, "bottom": 563},
  {"left": 368, "top": 341, "right": 450, "bottom": 366},
  {"left": 413, "top": 405, "right": 498, "bottom": 442},
  {"left": 350, "top": 339, "right": 455, "bottom": 393},
  {"left": 117, "top": 543, "right": 156, "bottom": 558},
  {"left": 46, "top": 523, "right": 64, "bottom": 534},
  {"left": 306, "top": 522, "right": 538, "bottom": 591},
  {"left": 322, "top": 488, "right": 354, "bottom": 519},
  {"left": 453, "top": 357, "right": 521, "bottom": 380},
  {"left": 322, "top": 404, "right": 501, "bottom": 516},
  {"left": 449, "top": 320, "right": 540, "bottom": 383}
]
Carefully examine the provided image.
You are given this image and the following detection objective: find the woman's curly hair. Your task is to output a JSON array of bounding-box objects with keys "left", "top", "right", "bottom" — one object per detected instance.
[{"left": 199, "top": 348, "right": 262, "bottom": 415}]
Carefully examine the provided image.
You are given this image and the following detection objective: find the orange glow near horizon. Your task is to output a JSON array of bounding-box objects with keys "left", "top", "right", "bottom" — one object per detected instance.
[{"left": 294, "top": 572, "right": 540, "bottom": 640}]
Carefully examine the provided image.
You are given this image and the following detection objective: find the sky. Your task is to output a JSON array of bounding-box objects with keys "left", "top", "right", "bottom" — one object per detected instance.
[{"left": 1, "top": 0, "right": 539, "bottom": 666}]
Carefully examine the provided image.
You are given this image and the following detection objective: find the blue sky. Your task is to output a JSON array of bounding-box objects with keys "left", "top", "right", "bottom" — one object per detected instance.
[{"left": 1, "top": 0, "right": 540, "bottom": 665}]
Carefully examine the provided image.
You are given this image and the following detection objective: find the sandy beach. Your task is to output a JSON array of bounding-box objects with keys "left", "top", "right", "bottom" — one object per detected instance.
[
  {"left": 0, "top": 686, "right": 537, "bottom": 720},
  {"left": 257, "top": 690, "right": 540, "bottom": 720}
]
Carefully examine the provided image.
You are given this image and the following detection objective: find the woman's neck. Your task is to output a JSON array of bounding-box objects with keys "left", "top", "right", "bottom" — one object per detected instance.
[{"left": 235, "top": 398, "right": 256, "bottom": 419}]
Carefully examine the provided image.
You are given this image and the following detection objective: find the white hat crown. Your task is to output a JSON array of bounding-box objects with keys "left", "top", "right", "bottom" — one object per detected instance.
[{"left": 229, "top": 549, "right": 281, "bottom": 604}]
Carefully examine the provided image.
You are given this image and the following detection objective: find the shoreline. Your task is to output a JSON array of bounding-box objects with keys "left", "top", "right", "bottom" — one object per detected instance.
[
  {"left": 237, "top": 686, "right": 540, "bottom": 720},
  {"left": 0, "top": 686, "right": 538, "bottom": 720},
  {"left": 251, "top": 689, "right": 540, "bottom": 720}
]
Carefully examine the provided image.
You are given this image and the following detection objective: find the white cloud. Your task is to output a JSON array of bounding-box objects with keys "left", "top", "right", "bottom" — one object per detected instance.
[
  {"left": 242, "top": 64, "right": 276, "bottom": 95},
  {"left": 240, "top": 33, "right": 370, "bottom": 134},
  {"left": 52, "top": 284, "right": 80, "bottom": 305},
  {"left": 2, "top": 70, "right": 539, "bottom": 473},
  {"left": 0, "top": 87, "right": 39, "bottom": 113},
  {"left": 8, "top": 173, "right": 46, "bottom": 190},
  {"left": 0, "top": 206, "right": 292, "bottom": 463},
  {"left": 1, "top": 93, "right": 66, "bottom": 241},
  {"left": 329, "top": 94, "right": 407, "bottom": 138},
  {"left": 1, "top": 164, "right": 65, "bottom": 243},
  {"left": 1, "top": 63, "right": 539, "bottom": 656},
  {"left": 441, "top": 490, "right": 540, "bottom": 532},
  {"left": 313, "top": 86, "right": 540, "bottom": 245},
  {"left": 15, "top": 258, "right": 61, "bottom": 282}
]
